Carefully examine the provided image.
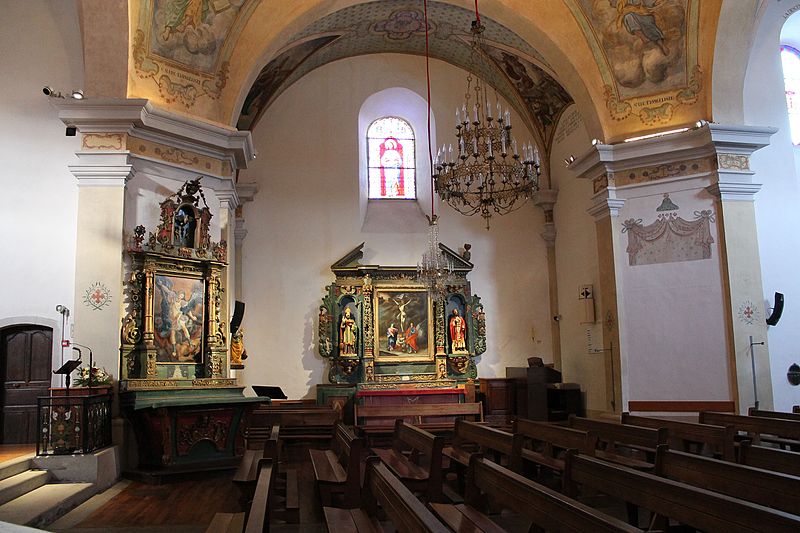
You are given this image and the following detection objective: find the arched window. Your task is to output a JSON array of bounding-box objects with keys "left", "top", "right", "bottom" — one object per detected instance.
[
  {"left": 367, "top": 117, "right": 416, "bottom": 199},
  {"left": 781, "top": 45, "right": 800, "bottom": 145}
]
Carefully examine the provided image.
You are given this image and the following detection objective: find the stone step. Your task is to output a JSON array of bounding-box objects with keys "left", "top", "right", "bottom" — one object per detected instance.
[
  {"left": 0, "top": 455, "right": 34, "bottom": 483},
  {"left": 0, "top": 483, "right": 95, "bottom": 528},
  {"left": 0, "top": 470, "right": 50, "bottom": 506}
]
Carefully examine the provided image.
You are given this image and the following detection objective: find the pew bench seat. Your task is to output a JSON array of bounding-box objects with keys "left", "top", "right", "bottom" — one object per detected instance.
[
  {"left": 322, "top": 507, "right": 382, "bottom": 533},
  {"left": 429, "top": 503, "right": 507, "bottom": 533}
]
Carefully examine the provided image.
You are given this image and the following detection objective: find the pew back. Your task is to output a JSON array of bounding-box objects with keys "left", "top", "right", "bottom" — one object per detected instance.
[
  {"left": 738, "top": 439, "right": 800, "bottom": 476},
  {"left": 362, "top": 459, "right": 449, "bottom": 533},
  {"left": 748, "top": 407, "right": 800, "bottom": 422},
  {"left": 465, "top": 455, "right": 641, "bottom": 532},
  {"left": 655, "top": 445, "right": 800, "bottom": 514},
  {"left": 565, "top": 451, "right": 800, "bottom": 532},
  {"left": 700, "top": 411, "right": 800, "bottom": 441},
  {"left": 621, "top": 412, "right": 735, "bottom": 460}
]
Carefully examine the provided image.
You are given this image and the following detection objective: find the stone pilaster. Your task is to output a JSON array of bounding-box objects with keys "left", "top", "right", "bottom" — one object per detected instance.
[
  {"left": 568, "top": 124, "right": 773, "bottom": 414},
  {"left": 70, "top": 151, "right": 134, "bottom": 386},
  {"left": 705, "top": 124, "right": 776, "bottom": 411},
  {"left": 534, "top": 189, "right": 562, "bottom": 370}
]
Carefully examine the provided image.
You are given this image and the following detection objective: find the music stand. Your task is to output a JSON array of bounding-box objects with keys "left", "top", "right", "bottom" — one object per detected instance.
[
  {"left": 252, "top": 386, "right": 287, "bottom": 400},
  {"left": 53, "top": 359, "right": 82, "bottom": 396}
]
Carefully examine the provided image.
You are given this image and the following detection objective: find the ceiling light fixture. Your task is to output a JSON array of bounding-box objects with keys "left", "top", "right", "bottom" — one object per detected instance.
[{"left": 432, "top": 0, "right": 540, "bottom": 230}]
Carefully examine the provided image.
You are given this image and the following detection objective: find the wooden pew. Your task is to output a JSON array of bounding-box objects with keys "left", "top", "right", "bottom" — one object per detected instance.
[
  {"left": 250, "top": 405, "right": 340, "bottom": 442},
  {"left": 430, "top": 455, "right": 641, "bottom": 533},
  {"left": 738, "top": 439, "right": 800, "bottom": 476},
  {"left": 700, "top": 411, "right": 800, "bottom": 450},
  {"left": 514, "top": 418, "right": 597, "bottom": 475},
  {"left": 309, "top": 422, "right": 364, "bottom": 508},
  {"left": 323, "top": 458, "right": 450, "bottom": 533},
  {"left": 569, "top": 415, "right": 666, "bottom": 469},
  {"left": 244, "top": 458, "right": 274, "bottom": 533},
  {"left": 655, "top": 444, "right": 800, "bottom": 514},
  {"left": 355, "top": 402, "right": 483, "bottom": 440},
  {"left": 564, "top": 451, "right": 800, "bottom": 532},
  {"left": 443, "top": 419, "right": 522, "bottom": 473},
  {"left": 749, "top": 407, "right": 800, "bottom": 422},
  {"left": 621, "top": 412, "right": 735, "bottom": 460},
  {"left": 208, "top": 458, "right": 275, "bottom": 533},
  {"left": 371, "top": 420, "right": 444, "bottom": 502},
  {"left": 234, "top": 425, "right": 280, "bottom": 512}
]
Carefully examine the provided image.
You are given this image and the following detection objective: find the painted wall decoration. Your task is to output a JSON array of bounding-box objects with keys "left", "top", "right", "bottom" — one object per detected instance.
[
  {"left": 566, "top": 0, "right": 700, "bottom": 125},
  {"left": 83, "top": 282, "right": 112, "bottom": 311},
  {"left": 235, "top": 0, "right": 572, "bottom": 148},
  {"left": 622, "top": 205, "right": 715, "bottom": 266},
  {"left": 153, "top": 274, "right": 205, "bottom": 363},
  {"left": 737, "top": 300, "right": 760, "bottom": 326},
  {"left": 132, "top": 0, "right": 261, "bottom": 109}
]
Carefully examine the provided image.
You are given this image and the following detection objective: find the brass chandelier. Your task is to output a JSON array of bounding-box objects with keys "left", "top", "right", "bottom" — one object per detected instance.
[{"left": 433, "top": 20, "right": 541, "bottom": 229}]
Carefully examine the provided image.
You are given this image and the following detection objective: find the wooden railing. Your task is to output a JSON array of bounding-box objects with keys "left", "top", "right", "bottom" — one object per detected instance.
[{"left": 37, "top": 392, "right": 113, "bottom": 455}]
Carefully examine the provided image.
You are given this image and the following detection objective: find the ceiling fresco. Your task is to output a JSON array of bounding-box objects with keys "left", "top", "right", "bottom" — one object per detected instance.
[
  {"left": 131, "top": 0, "right": 262, "bottom": 111},
  {"left": 565, "top": 0, "right": 701, "bottom": 126},
  {"left": 235, "top": 0, "right": 574, "bottom": 151}
]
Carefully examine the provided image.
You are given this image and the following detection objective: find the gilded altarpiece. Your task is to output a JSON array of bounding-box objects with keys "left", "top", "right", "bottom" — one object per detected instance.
[
  {"left": 118, "top": 179, "right": 259, "bottom": 472},
  {"left": 319, "top": 244, "right": 486, "bottom": 391}
]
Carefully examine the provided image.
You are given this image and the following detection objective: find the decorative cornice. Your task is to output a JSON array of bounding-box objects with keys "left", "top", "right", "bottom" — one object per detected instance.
[
  {"left": 217, "top": 188, "right": 240, "bottom": 211},
  {"left": 51, "top": 98, "right": 254, "bottom": 168}
]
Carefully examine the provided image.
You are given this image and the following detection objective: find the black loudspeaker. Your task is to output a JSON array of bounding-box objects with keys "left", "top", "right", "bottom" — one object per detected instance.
[
  {"left": 766, "top": 292, "right": 784, "bottom": 326},
  {"left": 230, "top": 301, "right": 245, "bottom": 335}
]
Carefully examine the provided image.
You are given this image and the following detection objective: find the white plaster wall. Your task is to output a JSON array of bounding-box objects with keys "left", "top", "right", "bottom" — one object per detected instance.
[
  {"left": 549, "top": 105, "right": 608, "bottom": 413},
  {"left": 742, "top": 2, "right": 800, "bottom": 410},
  {"left": 615, "top": 186, "right": 730, "bottom": 403},
  {"left": 0, "top": 1, "right": 83, "bottom": 375},
  {"left": 239, "top": 54, "right": 550, "bottom": 398}
]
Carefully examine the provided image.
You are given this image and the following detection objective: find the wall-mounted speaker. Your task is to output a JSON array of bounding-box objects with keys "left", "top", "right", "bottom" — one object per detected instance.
[
  {"left": 766, "top": 292, "right": 784, "bottom": 326},
  {"left": 231, "top": 301, "right": 245, "bottom": 335}
]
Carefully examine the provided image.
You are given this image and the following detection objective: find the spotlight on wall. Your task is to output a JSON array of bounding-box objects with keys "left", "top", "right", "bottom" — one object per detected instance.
[
  {"left": 43, "top": 86, "right": 62, "bottom": 98},
  {"left": 65, "top": 126, "right": 77, "bottom": 137},
  {"left": 43, "top": 86, "right": 85, "bottom": 99}
]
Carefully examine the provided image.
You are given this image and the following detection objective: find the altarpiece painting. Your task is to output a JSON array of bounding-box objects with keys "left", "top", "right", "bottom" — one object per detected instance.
[{"left": 318, "top": 243, "right": 486, "bottom": 390}]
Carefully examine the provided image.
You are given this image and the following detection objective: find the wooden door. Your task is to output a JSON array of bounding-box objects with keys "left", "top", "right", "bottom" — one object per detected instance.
[{"left": 1, "top": 326, "right": 52, "bottom": 444}]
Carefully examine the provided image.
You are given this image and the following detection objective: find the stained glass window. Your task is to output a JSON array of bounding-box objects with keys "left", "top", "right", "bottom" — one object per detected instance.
[
  {"left": 781, "top": 45, "right": 800, "bottom": 145},
  {"left": 367, "top": 117, "right": 416, "bottom": 199}
]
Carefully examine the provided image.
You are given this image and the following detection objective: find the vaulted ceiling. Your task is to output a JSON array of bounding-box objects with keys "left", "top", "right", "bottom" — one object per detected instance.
[{"left": 120, "top": 0, "right": 720, "bottom": 145}]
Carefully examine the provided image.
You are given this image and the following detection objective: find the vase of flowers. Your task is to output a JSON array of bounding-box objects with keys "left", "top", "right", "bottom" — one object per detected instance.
[{"left": 73, "top": 364, "right": 113, "bottom": 388}]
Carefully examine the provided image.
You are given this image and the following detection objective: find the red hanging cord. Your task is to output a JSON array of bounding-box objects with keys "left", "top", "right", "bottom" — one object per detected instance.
[
  {"left": 474, "top": 0, "right": 481, "bottom": 24},
  {"left": 423, "top": 0, "right": 435, "bottom": 219}
]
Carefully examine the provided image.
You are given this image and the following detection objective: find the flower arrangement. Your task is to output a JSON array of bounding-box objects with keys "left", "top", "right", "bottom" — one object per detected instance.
[{"left": 73, "top": 364, "right": 113, "bottom": 387}]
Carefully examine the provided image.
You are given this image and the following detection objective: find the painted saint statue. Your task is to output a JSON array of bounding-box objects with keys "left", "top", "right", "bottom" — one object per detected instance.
[
  {"left": 339, "top": 307, "right": 358, "bottom": 355},
  {"left": 449, "top": 309, "right": 468, "bottom": 354}
]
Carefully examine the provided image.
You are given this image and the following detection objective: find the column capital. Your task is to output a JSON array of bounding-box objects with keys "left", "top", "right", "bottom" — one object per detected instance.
[
  {"left": 234, "top": 218, "right": 248, "bottom": 247},
  {"left": 69, "top": 151, "right": 134, "bottom": 187},
  {"left": 236, "top": 182, "right": 259, "bottom": 205},
  {"left": 587, "top": 197, "right": 626, "bottom": 219},
  {"left": 534, "top": 188, "right": 558, "bottom": 212}
]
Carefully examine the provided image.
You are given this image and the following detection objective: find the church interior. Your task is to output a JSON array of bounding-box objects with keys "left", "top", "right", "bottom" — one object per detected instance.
[{"left": 2, "top": 0, "right": 800, "bottom": 531}]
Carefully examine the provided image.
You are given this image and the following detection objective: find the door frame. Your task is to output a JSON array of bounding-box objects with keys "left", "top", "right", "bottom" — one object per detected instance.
[{"left": 0, "top": 316, "right": 62, "bottom": 388}]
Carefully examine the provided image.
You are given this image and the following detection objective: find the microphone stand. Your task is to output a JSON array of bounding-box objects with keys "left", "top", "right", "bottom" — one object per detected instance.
[{"left": 72, "top": 342, "right": 94, "bottom": 393}]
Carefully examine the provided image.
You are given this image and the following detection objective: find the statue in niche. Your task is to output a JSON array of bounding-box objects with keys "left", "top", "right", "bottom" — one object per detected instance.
[
  {"left": 174, "top": 205, "right": 197, "bottom": 248},
  {"left": 339, "top": 307, "right": 358, "bottom": 355},
  {"left": 449, "top": 308, "right": 468, "bottom": 354}
]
